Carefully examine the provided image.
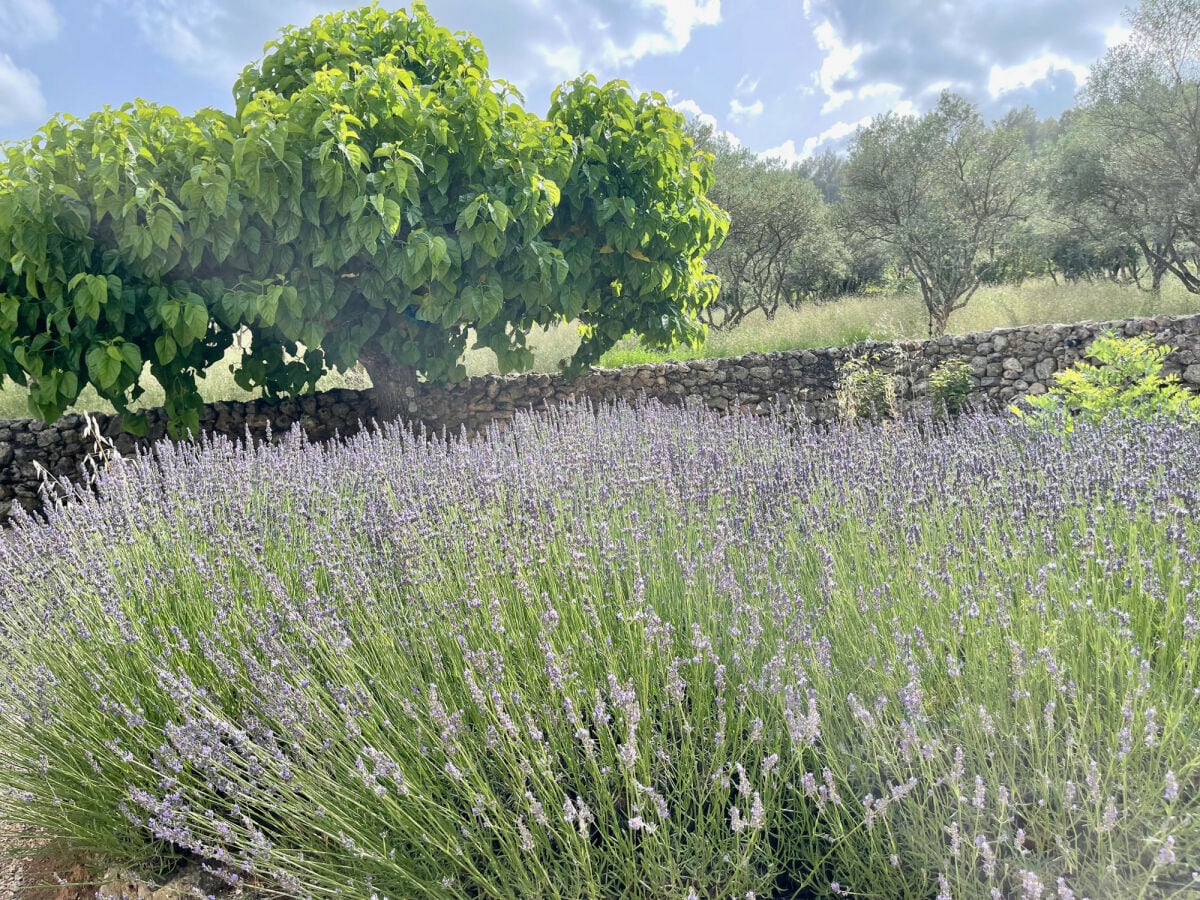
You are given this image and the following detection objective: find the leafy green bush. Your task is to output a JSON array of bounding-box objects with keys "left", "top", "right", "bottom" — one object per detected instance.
[
  {"left": 0, "top": 3, "right": 727, "bottom": 433},
  {"left": 1013, "top": 331, "right": 1200, "bottom": 432},
  {"left": 836, "top": 354, "right": 897, "bottom": 420},
  {"left": 928, "top": 357, "right": 975, "bottom": 416}
]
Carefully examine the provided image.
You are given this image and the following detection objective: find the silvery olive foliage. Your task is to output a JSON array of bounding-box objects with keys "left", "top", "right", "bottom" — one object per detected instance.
[
  {"left": 1052, "top": 0, "right": 1200, "bottom": 297},
  {"left": 0, "top": 3, "right": 727, "bottom": 435},
  {"left": 841, "top": 92, "right": 1034, "bottom": 338}
]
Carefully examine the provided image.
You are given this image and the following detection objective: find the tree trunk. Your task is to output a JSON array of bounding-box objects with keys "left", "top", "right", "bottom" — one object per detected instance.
[{"left": 358, "top": 344, "right": 420, "bottom": 424}]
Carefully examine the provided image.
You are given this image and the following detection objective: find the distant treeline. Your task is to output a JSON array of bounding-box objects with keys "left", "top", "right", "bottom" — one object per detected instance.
[{"left": 693, "top": 0, "right": 1200, "bottom": 336}]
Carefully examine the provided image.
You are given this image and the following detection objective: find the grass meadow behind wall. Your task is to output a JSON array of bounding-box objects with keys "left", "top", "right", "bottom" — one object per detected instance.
[{"left": 2, "top": 278, "right": 1198, "bottom": 421}]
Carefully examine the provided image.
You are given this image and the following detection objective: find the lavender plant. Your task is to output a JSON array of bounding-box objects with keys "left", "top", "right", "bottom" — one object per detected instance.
[{"left": 1, "top": 403, "right": 1198, "bottom": 899}]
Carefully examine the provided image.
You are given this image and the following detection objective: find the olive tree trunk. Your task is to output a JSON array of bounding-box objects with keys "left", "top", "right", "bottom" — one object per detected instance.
[{"left": 358, "top": 345, "right": 420, "bottom": 423}]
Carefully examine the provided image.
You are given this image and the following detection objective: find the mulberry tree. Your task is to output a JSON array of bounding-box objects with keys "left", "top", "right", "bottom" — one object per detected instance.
[{"left": 0, "top": 3, "right": 726, "bottom": 434}]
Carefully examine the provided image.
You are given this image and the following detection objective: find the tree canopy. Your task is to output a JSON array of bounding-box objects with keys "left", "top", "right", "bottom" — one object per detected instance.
[
  {"left": 0, "top": 3, "right": 727, "bottom": 433},
  {"left": 1049, "top": 0, "right": 1200, "bottom": 295},
  {"left": 840, "top": 92, "right": 1034, "bottom": 336}
]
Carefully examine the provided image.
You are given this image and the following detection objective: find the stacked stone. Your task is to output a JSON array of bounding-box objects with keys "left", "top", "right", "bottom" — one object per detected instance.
[
  {"left": 3, "top": 313, "right": 1199, "bottom": 526},
  {"left": 409, "top": 315, "right": 1200, "bottom": 434},
  {"left": 0, "top": 390, "right": 374, "bottom": 522}
]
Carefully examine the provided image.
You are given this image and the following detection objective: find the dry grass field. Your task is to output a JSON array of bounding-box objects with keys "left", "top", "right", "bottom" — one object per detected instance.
[{"left": 2, "top": 278, "right": 1197, "bottom": 420}]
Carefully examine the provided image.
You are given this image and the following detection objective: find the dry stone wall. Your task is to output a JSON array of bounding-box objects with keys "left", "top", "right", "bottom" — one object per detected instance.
[
  {"left": 0, "top": 390, "right": 375, "bottom": 524},
  {"left": 3, "top": 312, "right": 1199, "bottom": 525},
  {"left": 403, "top": 312, "right": 1200, "bottom": 432}
]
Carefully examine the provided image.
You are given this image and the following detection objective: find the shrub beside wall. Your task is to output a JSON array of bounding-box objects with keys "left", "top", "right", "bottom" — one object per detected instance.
[{"left": 3, "top": 313, "right": 1199, "bottom": 524}]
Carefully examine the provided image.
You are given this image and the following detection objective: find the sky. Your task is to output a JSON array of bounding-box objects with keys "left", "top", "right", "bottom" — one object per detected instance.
[{"left": 0, "top": 0, "right": 1134, "bottom": 163}]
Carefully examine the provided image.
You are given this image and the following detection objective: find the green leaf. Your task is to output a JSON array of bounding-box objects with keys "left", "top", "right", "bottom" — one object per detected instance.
[
  {"left": 492, "top": 201, "right": 510, "bottom": 231},
  {"left": 258, "top": 289, "right": 279, "bottom": 326},
  {"left": 281, "top": 285, "right": 302, "bottom": 317},
  {"left": 122, "top": 411, "right": 149, "bottom": 437},
  {"left": 183, "top": 302, "right": 208, "bottom": 341},
  {"left": 150, "top": 208, "right": 173, "bottom": 250},
  {"left": 429, "top": 236, "right": 449, "bottom": 274},
  {"left": 461, "top": 199, "right": 481, "bottom": 230},
  {"left": 381, "top": 198, "right": 402, "bottom": 238},
  {"left": 86, "top": 346, "right": 122, "bottom": 390},
  {"left": 0, "top": 294, "right": 18, "bottom": 331},
  {"left": 155, "top": 334, "right": 177, "bottom": 365},
  {"left": 161, "top": 300, "right": 181, "bottom": 329},
  {"left": 86, "top": 276, "right": 107, "bottom": 319},
  {"left": 119, "top": 342, "right": 142, "bottom": 372}
]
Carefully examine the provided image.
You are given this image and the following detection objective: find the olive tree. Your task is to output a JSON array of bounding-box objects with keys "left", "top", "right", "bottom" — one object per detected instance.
[
  {"left": 841, "top": 92, "right": 1034, "bottom": 336},
  {"left": 1050, "top": 0, "right": 1200, "bottom": 296},
  {"left": 0, "top": 3, "right": 727, "bottom": 434},
  {"left": 704, "top": 158, "right": 841, "bottom": 327},
  {"left": 689, "top": 128, "right": 844, "bottom": 327}
]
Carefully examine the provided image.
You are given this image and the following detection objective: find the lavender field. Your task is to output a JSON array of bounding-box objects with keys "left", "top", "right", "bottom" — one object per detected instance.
[{"left": 1, "top": 403, "right": 1198, "bottom": 899}]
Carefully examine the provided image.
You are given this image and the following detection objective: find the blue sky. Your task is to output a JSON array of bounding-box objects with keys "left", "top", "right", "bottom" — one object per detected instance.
[{"left": 0, "top": 0, "right": 1132, "bottom": 161}]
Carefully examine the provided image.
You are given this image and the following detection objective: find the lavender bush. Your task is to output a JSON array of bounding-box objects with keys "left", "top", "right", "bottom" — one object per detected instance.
[{"left": 1, "top": 402, "right": 1198, "bottom": 899}]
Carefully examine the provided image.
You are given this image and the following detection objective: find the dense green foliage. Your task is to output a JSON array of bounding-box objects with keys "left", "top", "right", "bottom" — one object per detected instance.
[
  {"left": 1014, "top": 331, "right": 1200, "bottom": 430},
  {"left": 0, "top": 103, "right": 241, "bottom": 435},
  {"left": 928, "top": 358, "right": 976, "bottom": 417},
  {"left": 0, "top": 3, "right": 726, "bottom": 433}
]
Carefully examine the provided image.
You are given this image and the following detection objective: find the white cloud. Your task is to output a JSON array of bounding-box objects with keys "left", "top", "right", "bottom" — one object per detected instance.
[
  {"left": 729, "top": 98, "right": 763, "bottom": 121},
  {"left": 798, "top": 114, "right": 870, "bottom": 158},
  {"left": 671, "top": 95, "right": 742, "bottom": 147},
  {"left": 800, "top": 0, "right": 1126, "bottom": 120},
  {"left": 652, "top": 0, "right": 721, "bottom": 47},
  {"left": 785, "top": 102, "right": 917, "bottom": 161},
  {"left": 1104, "top": 23, "right": 1132, "bottom": 49},
  {"left": 603, "top": 0, "right": 720, "bottom": 65},
  {"left": 735, "top": 72, "right": 759, "bottom": 95},
  {"left": 537, "top": 42, "right": 583, "bottom": 81},
  {"left": 111, "top": 1, "right": 327, "bottom": 85},
  {"left": 987, "top": 52, "right": 1089, "bottom": 98},
  {"left": 856, "top": 81, "right": 902, "bottom": 101},
  {"left": 919, "top": 79, "right": 956, "bottom": 97},
  {"left": 0, "top": 52, "right": 47, "bottom": 125},
  {"left": 812, "top": 20, "right": 862, "bottom": 113},
  {"left": 758, "top": 138, "right": 804, "bottom": 166},
  {"left": 672, "top": 97, "right": 717, "bottom": 129},
  {"left": 0, "top": 0, "right": 60, "bottom": 47}
]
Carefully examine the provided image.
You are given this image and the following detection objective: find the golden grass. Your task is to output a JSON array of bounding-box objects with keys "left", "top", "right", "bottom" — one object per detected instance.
[
  {"left": 3, "top": 278, "right": 1198, "bottom": 420},
  {"left": 596, "top": 278, "right": 1200, "bottom": 367},
  {"left": 0, "top": 343, "right": 370, "bottom": 420}
]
